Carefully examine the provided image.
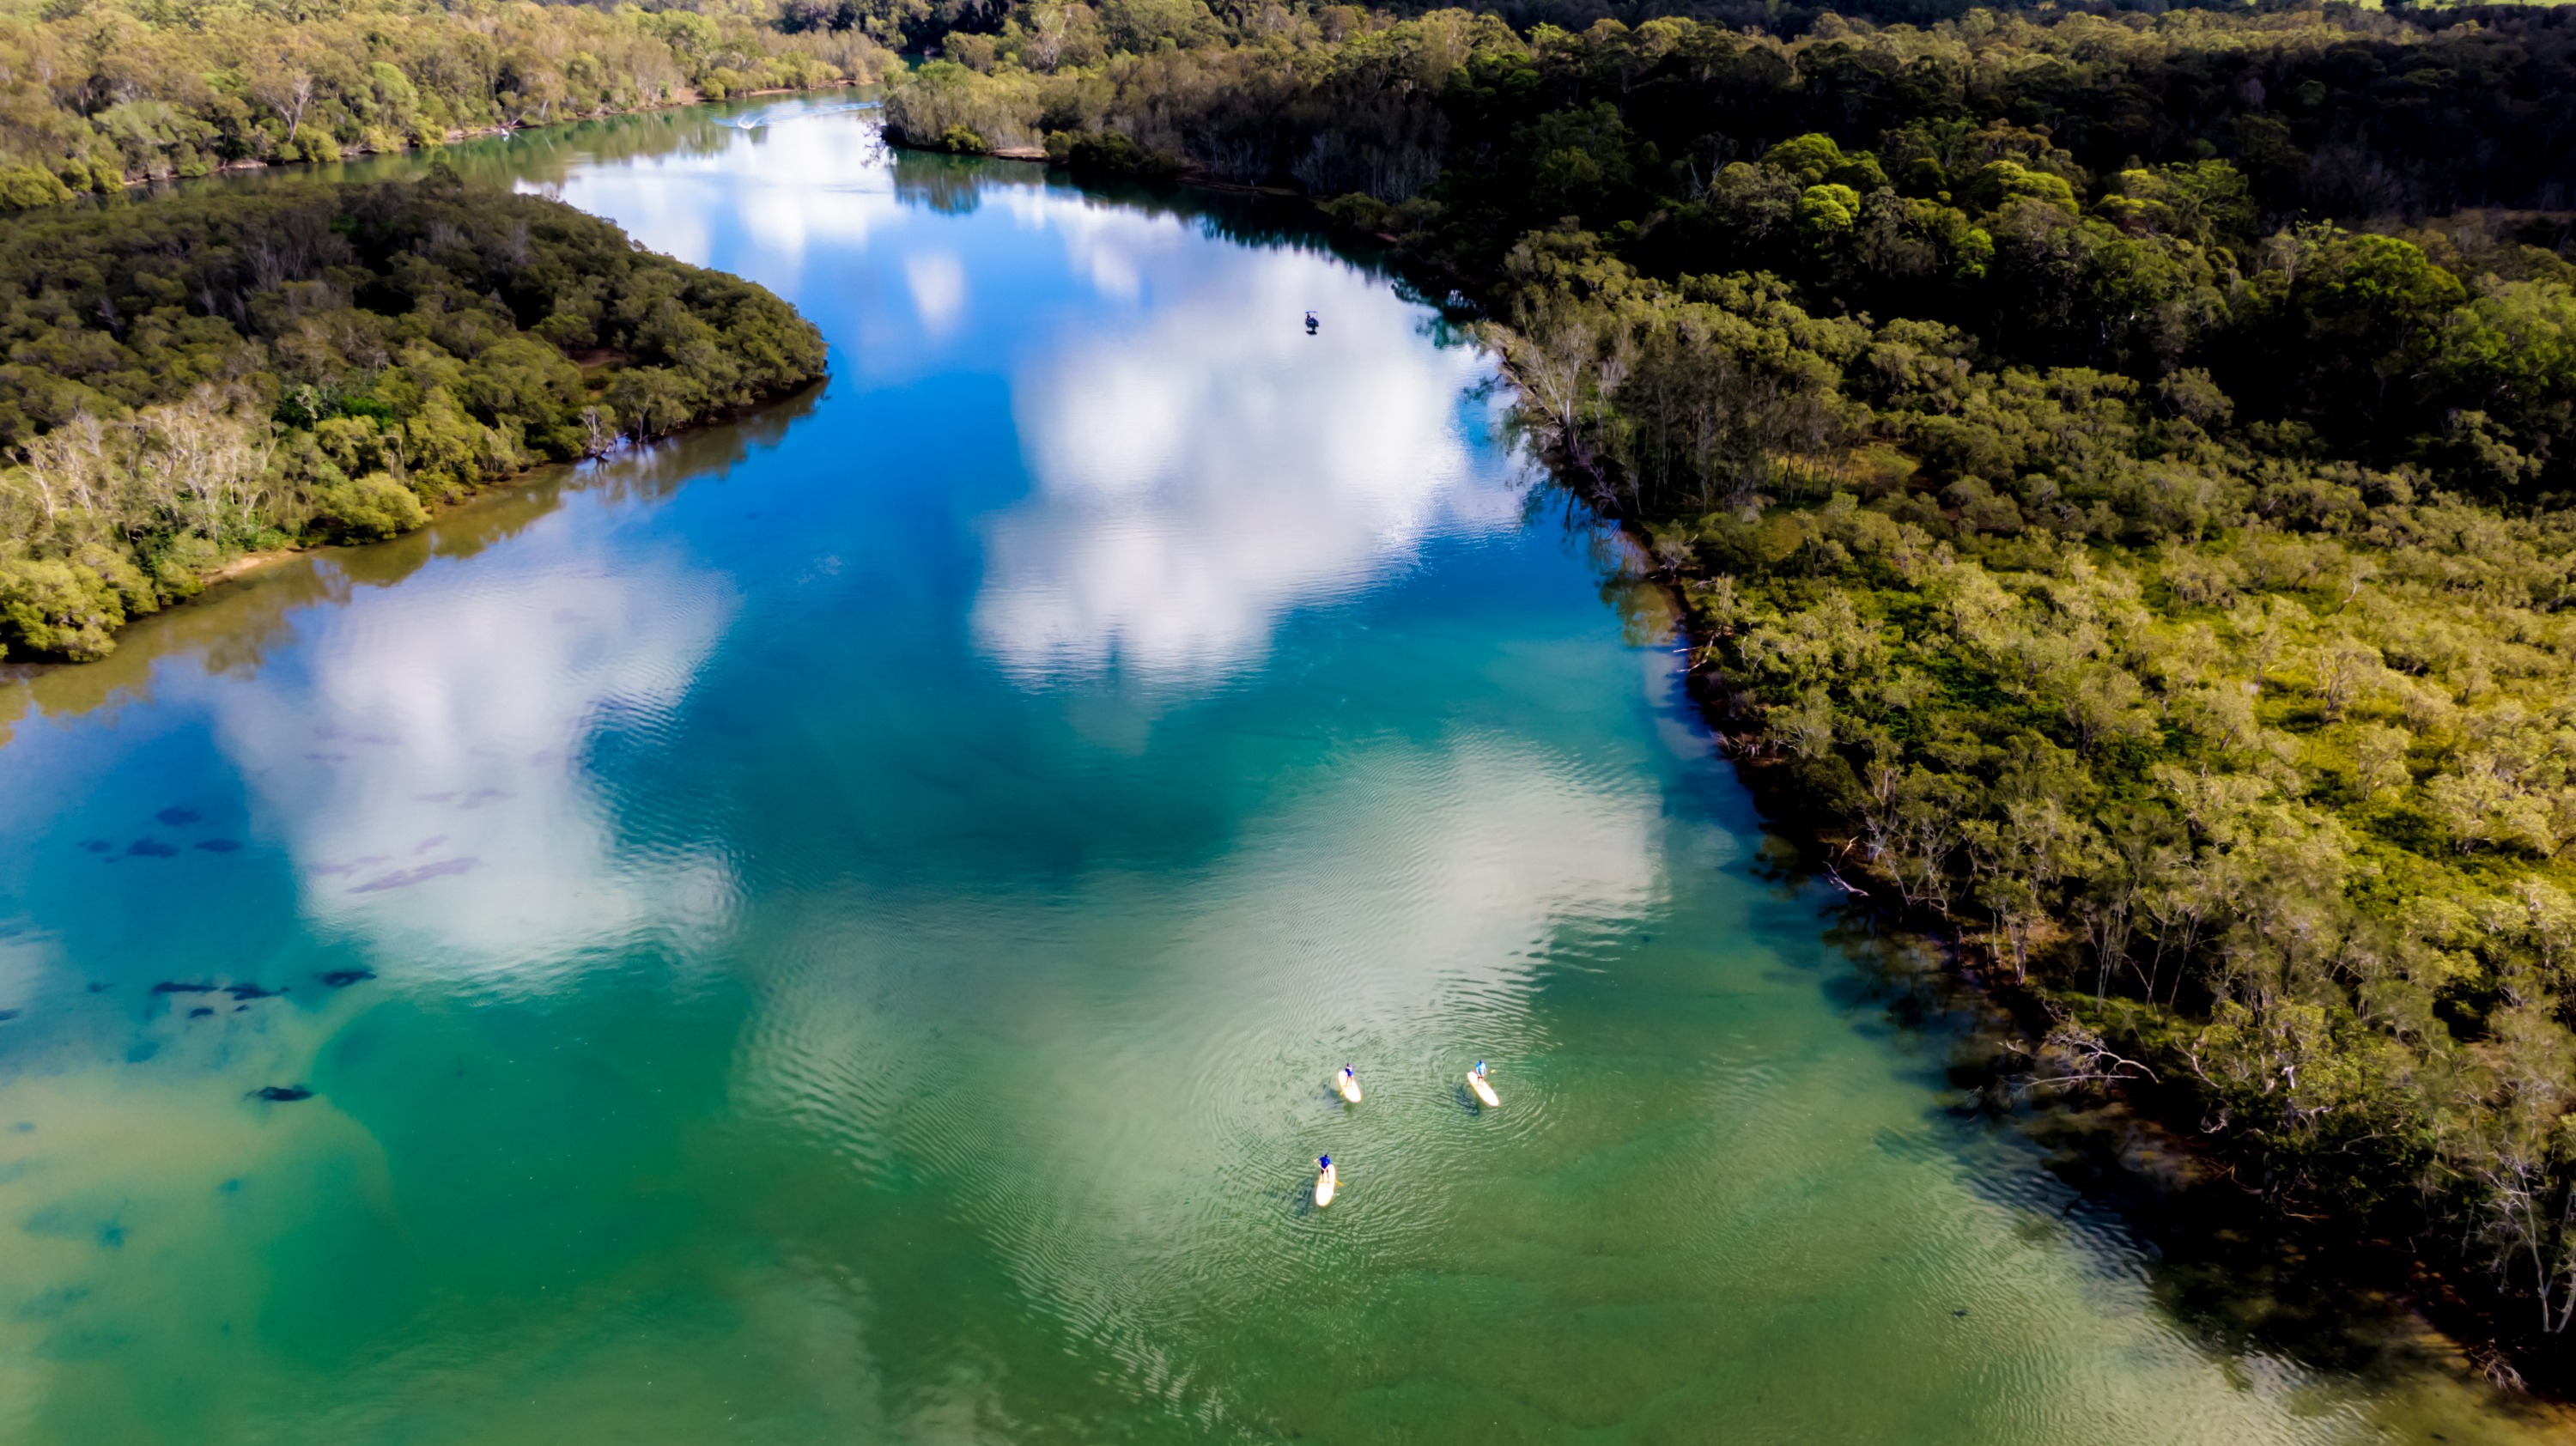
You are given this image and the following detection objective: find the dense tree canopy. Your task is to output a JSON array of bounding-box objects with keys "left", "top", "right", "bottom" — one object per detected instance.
[
  {"left": 0, "top": 171, "right": 826, "bottom": 662},
  {"left": 0, "top": 0, "right": 884, "bottom": 202},
  {"left": 884, "top": 5, "right": 2576, "bottom": 218}
]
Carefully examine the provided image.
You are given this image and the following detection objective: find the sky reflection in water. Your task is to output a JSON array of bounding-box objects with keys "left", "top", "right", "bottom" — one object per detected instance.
[
  {"left": 0, "top": 99, "right": 2555, "bottom": 1445},
  {"left": 545, "top": 112, "right": 1522, "bottom": 688}
]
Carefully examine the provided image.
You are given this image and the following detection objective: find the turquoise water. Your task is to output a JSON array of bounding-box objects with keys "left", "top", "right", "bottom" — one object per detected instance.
[{"left": 0, "top": 101, "right": 2550, "bottom": 1443}]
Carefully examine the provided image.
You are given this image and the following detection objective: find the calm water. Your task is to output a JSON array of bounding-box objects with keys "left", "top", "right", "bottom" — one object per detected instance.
[{"left": 0, "top": 100, "right": 2552, "bottom": 1444}]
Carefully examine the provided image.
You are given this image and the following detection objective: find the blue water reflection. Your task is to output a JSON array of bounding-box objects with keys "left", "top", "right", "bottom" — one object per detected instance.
[{"left": 0, "top": 100, "right": 2533, "bottom": 1446}]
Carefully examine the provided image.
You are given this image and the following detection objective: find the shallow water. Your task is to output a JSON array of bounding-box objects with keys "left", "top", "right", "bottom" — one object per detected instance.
[{"left": 0, "top": 100, "right": 2555, "bottom": 1443}]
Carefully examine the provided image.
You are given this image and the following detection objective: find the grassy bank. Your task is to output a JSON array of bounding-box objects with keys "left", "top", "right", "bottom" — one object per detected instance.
[{"left": 0, "top": 169, "right": 827, "bottom": 663}]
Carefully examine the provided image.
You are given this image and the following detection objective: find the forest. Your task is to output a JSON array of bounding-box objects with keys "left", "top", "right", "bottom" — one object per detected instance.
[
  {"left": 0, "top": 0, "right": 884, "bottom": 204},
  {"left": 877, "top": 0, "right": 2576, "bottom": 1374},
  {"left": 0, "top": 170, "right": 826, "bottom": 662}
]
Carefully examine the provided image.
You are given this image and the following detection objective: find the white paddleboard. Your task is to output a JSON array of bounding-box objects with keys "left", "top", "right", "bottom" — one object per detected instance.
[
  {"left": 1468, "top": 1072, "right": 1500, "bottom": 1109},
  {"left": 1315, "top": 1167, "right": 1337, "bottom": 1207},
  {"left": 1336, "top": 1070, "right": 1363, "bottom": 1104}
]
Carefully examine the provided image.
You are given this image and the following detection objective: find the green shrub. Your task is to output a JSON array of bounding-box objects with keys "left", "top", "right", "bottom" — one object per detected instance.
[
  {"left": 307, "top": 470, "right": 431, "bottom": 542},
  {"left": 0, "top": 167, "right": 73, "bottom": 211},
  {"left": 0, "top": 557, "right": 122, "bottom": 661}
]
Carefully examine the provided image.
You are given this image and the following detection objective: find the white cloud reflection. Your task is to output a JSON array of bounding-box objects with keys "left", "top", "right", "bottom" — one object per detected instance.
[
  {"left": 532, "top": 104, "right": 912, "bottom": 295},
  {"left": 732, "top": 729, "right": 1662, "bottom": 1371},
  {"left": 904, "top": 251, "right": 968, "bottom": 336},
  {"left": 972, "top": 204, "right": 1522, "bottom": 688},
  {"left": 205, "top": 528, "right": 738, "bottom": 979}
]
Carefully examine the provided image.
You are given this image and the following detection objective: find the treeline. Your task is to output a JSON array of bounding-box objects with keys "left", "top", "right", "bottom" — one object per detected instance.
[
  {"left": 882, "top": 4, "right": 2576, "bottom": 222},
  {"left": 1553, "top": 236, "right": 2576, "bottom": 1360},
  {"left": 1498, "top": 167, "right": 2576, "bottom": 501},
  {"left": 0, "top": 0, "right": 884, "bottom": 204},
  {"left": 878, "top": 1, "right": 2576, "bottom": 1370},
  {"left": 0, "top": 171, "right": 826, "bottom": 662}
]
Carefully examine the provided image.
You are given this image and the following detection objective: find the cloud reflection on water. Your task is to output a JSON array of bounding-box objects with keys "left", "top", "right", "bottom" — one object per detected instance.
[
  {"left": 531, "top": 103, "right": 912, "bottom": 297},
  {"left": 971, "top": 204, "right": 1521, "bottom": 688},
  {"left": 529, "top": 112, "right": 1527, "bottom": 694},
  {"left": 732, "top": 729, "right": 1662, "bottom": 1399},
  {"left": 903, "top": 251, "right": 969, "bottom": 336},
  {"left": 204, "top": 517, "right": 739, "bottom": 977}
]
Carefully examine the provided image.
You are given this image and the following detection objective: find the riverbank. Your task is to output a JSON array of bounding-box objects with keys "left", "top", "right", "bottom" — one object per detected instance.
[
  {"left": 1688, "top": 648, "right": 2570, "bottom": 1399},
  {"left": 1516, "top": 405, "right": 2576, "bottom": 1401},
  {"left": 0, "top": 0, "right": 890, "bottom": 215},
  {"left": 888, "top": 125, "right": 1340, "bottom": 201},
  {"left": 0, "top": 369, "right": 826, "bottom": 722},
  {"left": 13, "top": 376, "right": 829, "bottom": 675},
  {"left": 1458, "top": 254, "right": 2576, "bottom": 1388},
  {"left": 861, "top": 123, "right": 2576, "bottom": 1394},
  {"left": 170, "top": 80, "right": 869, "bottom": 185},
  {"left": 0, "top": 175, "right": 827, "bottom": 665}
]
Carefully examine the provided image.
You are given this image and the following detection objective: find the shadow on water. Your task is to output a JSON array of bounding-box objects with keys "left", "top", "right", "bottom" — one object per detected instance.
[
  {"left": 884, "top": 143, "right": 1392, "bottom": 274},
  {"left": 890, "top": 146, "right": 1031, "bottom": 216}
]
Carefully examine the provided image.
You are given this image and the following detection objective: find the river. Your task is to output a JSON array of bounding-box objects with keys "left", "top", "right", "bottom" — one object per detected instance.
[{"left": 0, "top": 98, "right": 2554, "bottom": 1444}]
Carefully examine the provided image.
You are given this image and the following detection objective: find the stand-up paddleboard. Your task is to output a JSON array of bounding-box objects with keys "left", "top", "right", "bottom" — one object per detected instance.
[
  {"left": 1314, "top": 1156, "right": 1338, "bottom": 1207},
  {"left": 1467, "top": 1062, "right": 1500, "bottom": 1109},
  {"left": 1336, "top": 1066, "right": 1363, "bottom": 1104}
]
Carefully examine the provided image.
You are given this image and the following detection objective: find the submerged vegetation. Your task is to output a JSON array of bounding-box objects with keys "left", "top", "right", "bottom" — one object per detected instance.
[
  {"left": 0, "top": 171, "right": 825, "bottom": 661},
  {"left": 884, "top": 0, "right": 2576, "bottom": 1371},
  {"left": 0, "top": 0, "right": 884, "bottom": 203}
]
